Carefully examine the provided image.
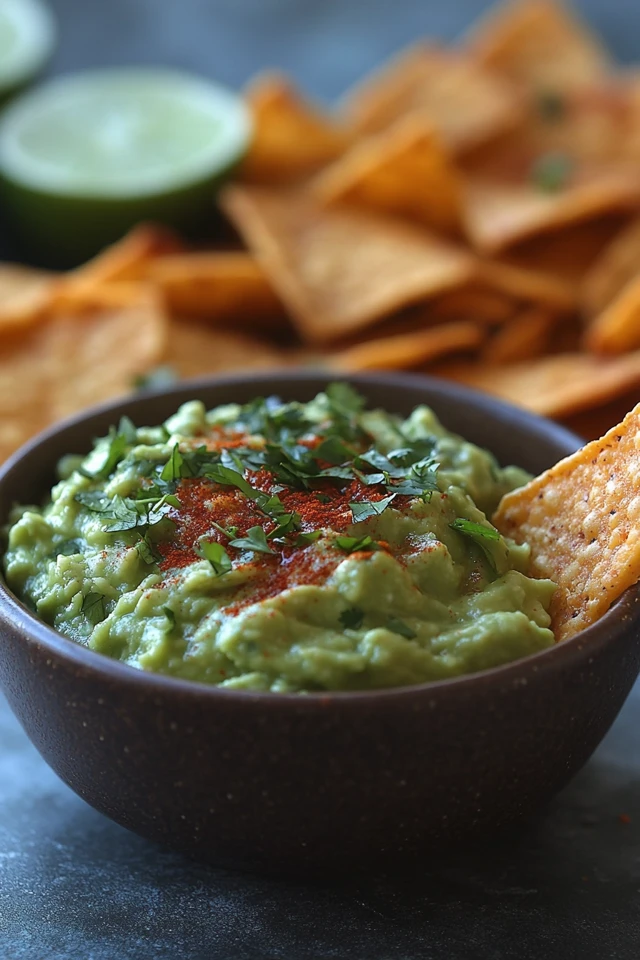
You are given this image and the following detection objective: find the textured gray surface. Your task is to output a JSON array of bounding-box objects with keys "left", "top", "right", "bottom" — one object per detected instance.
[{"left": 3, "top": 0, "right": 640, "bottom": 957}]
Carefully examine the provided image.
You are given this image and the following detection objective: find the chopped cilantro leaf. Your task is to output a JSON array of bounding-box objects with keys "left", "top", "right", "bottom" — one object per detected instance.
[
  {"left": 163, "top": 607, "right": 176, "bottom": 631},
  {"left": 295, "top": 530, "right": 322, "bottom": 546},
  {"left": 229, "top": 526, "right": 275, "bottom": 555},
  {"left": 335, "top": 534, "right": 380, "bottom": 553},
  {"left": 135, "top": 535, "right": 162, "bottom": 565},
  {"left": 81, "top": 591, "right": 108, "bottom": 625},
  {"left": 268, "top": 512, "right": 301, "bottom": 540},
  {"left": 340, "top": 606, "right": 364, "bottom": 630},
  {"left": 312, "top": 436, "right": 353, "bottom": 464},
  {"left": 387, "top": 617, "right": 417, "bottom": 639},
  {"left": 161, "top": 444, "right": 185, "bottom": 482},
  {"left": 531, "top": 152, "right": 573, "bottom": 192},
  {"left": 449, "top": 518, "right": 500, "bottom": 573},
  {"left": 197, "top": 540, "right": 232, "bottom": 576},
  {"left": 53, "top": 539, "right": 82, "bottom": 557},
  {"left": 350, "top": 494, "right": 396, "bottom": 522}
]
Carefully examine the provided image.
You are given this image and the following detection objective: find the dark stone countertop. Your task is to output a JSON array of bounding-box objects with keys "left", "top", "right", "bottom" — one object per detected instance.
[{"left": 3, "top": 1, "right": 640, "bottom": 956}]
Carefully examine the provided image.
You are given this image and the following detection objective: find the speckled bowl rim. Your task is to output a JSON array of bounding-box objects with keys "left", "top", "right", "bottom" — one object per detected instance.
[{"left": 0, "top": 369, "right": 637, "bottom": 706}]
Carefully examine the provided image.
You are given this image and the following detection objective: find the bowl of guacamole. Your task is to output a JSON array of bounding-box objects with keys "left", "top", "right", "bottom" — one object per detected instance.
[
  {"left": 0, "top": 371, "right": 637, "bottom": 873},
  {"left": 3, "top": 381, "right": 558, "bottom": 692}
]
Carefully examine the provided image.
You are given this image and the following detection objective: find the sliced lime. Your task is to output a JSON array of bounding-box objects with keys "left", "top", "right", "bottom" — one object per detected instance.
[
  {"left": 0, "top": 0, "right": 55, "bottom": 102},
  {"left": 0, "top": 68, "right": 252, "bottom": 264}
]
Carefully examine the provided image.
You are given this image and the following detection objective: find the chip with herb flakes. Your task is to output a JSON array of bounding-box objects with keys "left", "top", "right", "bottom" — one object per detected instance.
[
  {"left": 220, "top": 185, "right": 475, "bottom": 343},
  {"left": 313, "top": 115, "right": 462, "bottom": 235},
  {"left": 462, "top": 172, "right": 640, "bottom": 254},
  {"left": 468, "top": 0, "right": 611, "bottom": 93},
  {"left": 148, "top": 252, "right": 287, "bottom": 333},
  {"left": 493, "top": 403, "right": 640, "bottom": 640},
  {"left": 239, "top": 72, "right": 351, "bottom": 184},
  {"left": 341, "top": 43, "right": 521, "bottom": 154}
]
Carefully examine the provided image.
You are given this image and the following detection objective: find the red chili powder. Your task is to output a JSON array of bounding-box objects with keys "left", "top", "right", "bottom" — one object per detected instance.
[{"left": 157, "top": 464, "right": 397, "bottom": 612}]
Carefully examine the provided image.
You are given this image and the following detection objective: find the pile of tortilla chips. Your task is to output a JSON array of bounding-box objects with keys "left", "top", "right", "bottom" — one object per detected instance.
[{"left": 6, "top": 0, "right": 640, "bottom": 463}]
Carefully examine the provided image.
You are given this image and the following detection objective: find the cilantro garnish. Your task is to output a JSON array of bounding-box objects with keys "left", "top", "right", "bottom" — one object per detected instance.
[
  {"left": 340, "top": 606, "right": 364, "bottom": 630},
  {"left": 335, "top": 534, "right": 380, "bottom": 553},
  {"left": 161, "top": 444, "right": 186, "bottom": 482},
  {"left": 81, "top": 591, "right": 108, "bottom": 625},
  {"left": 163, "top": 606, "right": 176, "bottom": 631},
  {"left": 135, "top": 534, "right": 162, "bottom": 565},
  {"left": 197, "top": 539, "right": 233, "bottom": 576},
  {"left": 350, "top": 494, "right": 396, "bottom": 522},
  {"left": 53, "top": 539, "right": 82, "bottom": 557},
  {"left": 267, "top": 512, "right": 301, "bottom": 540},
  {"left": 229, "top": 526, "right": 275, "bottom": 555},
  {"left": 82, "top": 417, "right": 136, "bottom": 480},
  {"left": 449, "top": 518, "right": 501, "bottom": 573},
  {"left": 530, "top": 152, "right": 573, "bottom": 192},
  {"left": 295, "top": 530, "right": 322, "bottom": 546},
  {"left": 387, "top": 617, "right": 417, "bottom": 639}
]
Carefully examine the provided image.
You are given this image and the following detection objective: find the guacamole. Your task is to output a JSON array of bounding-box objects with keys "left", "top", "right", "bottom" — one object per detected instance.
[{"left": 3, "top": 385, "right": 556, "bottom": 692}]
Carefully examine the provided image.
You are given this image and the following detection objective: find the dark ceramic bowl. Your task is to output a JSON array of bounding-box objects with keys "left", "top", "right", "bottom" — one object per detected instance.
[{"left": 1, "top": 372, "right": 639, "bottom": 875}]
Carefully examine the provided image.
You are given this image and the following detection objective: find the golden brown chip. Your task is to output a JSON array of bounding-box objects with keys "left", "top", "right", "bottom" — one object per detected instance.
[
  {"left": 462, "top": 171, "right": 640, "bottom": 253},
  {"left": 65, "top": 223, "right": 183, "bottom": 289},
  {"left": 0, "top": 263, "right": 55, "bottom": 331},
  {"left": 148, "top": 252, "right": 287, "bottom": 332},
  {"left": 239, "top": 72, "right": 350, "bottom": 184},
  {"left": 0, "top": 282, "right": 167, "bottom": 462},
  {"left": 584, "top": 275, "right": 640, "bottom": 354},
  {"left": 481, "top": 307, "right": 556, "bottom": 363},
  {"left": 313, "top": 116, "right": 461, "bottom": 233},
  {"left": 468, "top": 0, "right": 611, "bottom": 92},
  {"left": 166, "top": 318, "right": 284, "bottom": 379},
  {"left": 582, "top": 217, "right": 640, "bottom": 316},
  {"left": 475, "top": 258, "right": 576, "bottom": 311},
  {"left": 328, "top": 321, "right": 483, "bottom": 372},
  {"left": 426, "top": 285, "right": 517, "bottom": 326},
  {"left": 503, "top": 216, "right": 626, "bottom": 285},
  {"left": 220, "top": 185, "right": 475, "bottom": 343},
  {"left": 493, "top": 403, "right": 640, "bottom": 640},
  {"left": 437, "top": 350, "right": 640, "bottom": 418},
  {"left": 341, "top": 44, "right": 522, "bottom": 153}
]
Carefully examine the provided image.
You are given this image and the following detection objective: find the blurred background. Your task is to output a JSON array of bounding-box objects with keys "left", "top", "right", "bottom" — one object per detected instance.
[{"left": 46, "top": 0, "right": 637, "bottom": 99}]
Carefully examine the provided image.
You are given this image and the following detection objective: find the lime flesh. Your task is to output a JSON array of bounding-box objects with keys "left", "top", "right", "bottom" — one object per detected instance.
[
  {"left": 0, "top": 0, "right": 55, "bottom": 102},
  {"left": 0, "top": 69, "right": 252, "bottom": 265}
]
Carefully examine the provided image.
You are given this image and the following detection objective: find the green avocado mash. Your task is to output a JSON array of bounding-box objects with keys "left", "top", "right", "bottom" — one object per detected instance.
[{"left": 3, "top": 384, "right": 556, "bottom": 692}]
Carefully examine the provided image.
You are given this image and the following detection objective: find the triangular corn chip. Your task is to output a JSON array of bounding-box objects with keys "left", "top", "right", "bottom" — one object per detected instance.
[
  {"left": 220, "top": 185, "right": 475, "bottom": 343},
  {"left": 584, "top": 274, "right": 640, "bottom": 354},
  {"left": 582, "top": 217, "right": 640, "bottom": 316},
  {"left": 468, "top": 0, "right": 611, "bottom": 92},
  {"left": 165, "top": 319, "right": 285, "bottom": 379},
  {"left": 493, "top": 403, "right": 640, "bottom": 640},
  {"left": 482, "top": 307, "right": 556, "bottom": 363},
  {"left": 240, "top": 72, "right": 350, "bottom": 184},
  {"left": 341, "top": 44, "right": 521, "bottom": 153},
  {"left": 0, "top": 264, "right": 55, "bottom": 331},
  {"left": 313, "top": 116, "right": 461, "bottom": 233},
  {"left": 437, "top": 350, "right": 640, "bottom": 418},
  {"left": 148, "top": 252, "right": 287, "bottom": 332},
  {"left": 328, "top": 321, "right": 483, "bottom": 372}
]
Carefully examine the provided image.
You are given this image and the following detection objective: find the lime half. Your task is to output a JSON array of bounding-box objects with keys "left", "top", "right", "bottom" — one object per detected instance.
[
  {"left": 0, "top": 68, "right": 252, "bottom": 264},
  {"left": 0, "top": 0, "right": 55, "bottom": 102}
]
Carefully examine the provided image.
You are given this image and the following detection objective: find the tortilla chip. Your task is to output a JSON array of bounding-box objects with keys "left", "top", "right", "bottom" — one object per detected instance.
[
  {"left": 584, "top": 275, "right": 640, "bottom": 354},
  {"left": 502, "top": 216, "right": 627, "bottom": 285},
  {"left": 0, "top": 282, "right": 167, "bottom": 462},
  {"left": 220, "top": 185, "right": 475, "bottom": 343},
  {"left": 341, "top": 44, "right": 521, "bottom": 153},
  {"left": 437, "top": 350, "right": 640, "bottom": 418},
  {"left": 426, "top": 286, "right": 516, "bottom": 326},
  {"left": 48, "top": 283, "right": 168, "bottom": 419},
  {"left": 475, "top": 258, "right": 576, "bottom": 311},
  {"left": 240, "top": 72, "right": 350, "bottom": 184},
  {"left": 482, "top": 307, "right": 556, "bottom": 363},
  {"left": 0, "top": 263, "right": 55, "bottom": 331},
  {"left": 469, "top": 0, "right": 611, "bottom": 92},
  {"left": 329, "top": 321, "right": 483, "bottom": 372},
  {"left": 166, "top": 319, "right": 284, "bottom": 379},
  {"left": 462, "top": 171, "right": 640, "bottom": 253},
  {"left": 582, "top": 217, "right": 640, "bottom": 316},
  {"left": 313, "top": 116, "right": 461, "bottom": 233},
  {"left": 493, "top": 403, "right": 640, "bottom": 640},
  {"left": 66, "top": 223, "right": 183, "bottom": 290},
  {"left": 148, "top": 252, "right": 287, "bottom": 332}
]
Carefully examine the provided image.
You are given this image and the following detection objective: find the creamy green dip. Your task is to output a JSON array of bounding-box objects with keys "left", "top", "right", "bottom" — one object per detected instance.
[{"left": 3, "top": 384, "right": 556, "bottom": 692}]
